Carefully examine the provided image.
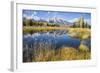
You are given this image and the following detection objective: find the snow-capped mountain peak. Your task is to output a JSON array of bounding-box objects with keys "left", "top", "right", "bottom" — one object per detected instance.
[{"left": 48, "top": 17, "right": 73, "bottom": 26}]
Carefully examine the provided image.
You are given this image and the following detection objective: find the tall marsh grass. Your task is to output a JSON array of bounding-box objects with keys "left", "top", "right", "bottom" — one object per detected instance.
[
  {"left": 23, "top": 43, "right": 90, "bottom": 62},
  {"left": 56, "top": 47, "right": 90, "bottom": 60}
]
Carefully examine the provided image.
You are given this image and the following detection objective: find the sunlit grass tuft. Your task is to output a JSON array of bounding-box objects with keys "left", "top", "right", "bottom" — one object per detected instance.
[
  {"left": 68, "top": 28, "right": 91, "bottom": 40},
  {"left": 79, "top": 44, "right": 89, "bottom": 52}
]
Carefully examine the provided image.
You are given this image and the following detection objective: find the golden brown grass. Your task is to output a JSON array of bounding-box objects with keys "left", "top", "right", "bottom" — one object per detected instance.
[
  {"left": 67, "top": 28, "right": 91, "bottom": 40},
  {"left": 23, "top": 27, "right": 90, "bottom": 40},
  {"left": 32, "top": 46, "right": 91, "bottom": 62},
  {"left": 23, "top": 26, "right": 69, "bottom": 33}
]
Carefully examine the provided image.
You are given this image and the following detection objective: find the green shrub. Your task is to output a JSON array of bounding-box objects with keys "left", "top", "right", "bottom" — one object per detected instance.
[{"left": 79, "top": 44, "right": 89, "bottom": 52}]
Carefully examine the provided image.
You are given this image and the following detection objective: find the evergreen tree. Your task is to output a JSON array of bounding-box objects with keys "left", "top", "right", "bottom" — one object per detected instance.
[
  {"left": 79, "top": 16, "right": 84, "bottom": 28},
  {"left": 29, "top": 19, "right": 33, "bottom": 26}
]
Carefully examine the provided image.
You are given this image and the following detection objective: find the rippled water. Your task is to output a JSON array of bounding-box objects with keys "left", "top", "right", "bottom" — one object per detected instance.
[{"left": 23, "top": 32, "right": 82, "bottom": 50}]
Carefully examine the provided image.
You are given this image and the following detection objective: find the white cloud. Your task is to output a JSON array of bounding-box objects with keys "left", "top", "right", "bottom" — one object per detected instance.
[
  {"left": 26, "top": 15, "right": 40, "bottom": 20},
  {"left": 68, "top": 18, "right": 91, "bottom": 24},
  {"left": 47, "top": 11, "right": 50, "bottom": 14},
  {"left": 23, "top": 13, "right": 33, "bottom": 19},
  {"left": 23, "top": 14, "right": 33, "bottom": 19},
  {"left": 23, "top": 14, "right": 28, "bottom": 18},
  {"left": 23, "top": 12, "right": 39, "bottom": 20},
  {"left": 68, "top": 18, "right": 79, "bottom": 23},
  {"left": 26, "top": 16, "right": 33, "bottom": 19},
  {"left": 33, "top": 16, "right": 40, "bottom": 20},
  {"left": 33, "top": 11, "right": 37, "bottom": 15}
]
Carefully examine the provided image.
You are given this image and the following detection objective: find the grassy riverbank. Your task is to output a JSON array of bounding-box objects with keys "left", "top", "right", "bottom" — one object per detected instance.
[
  {"left": 23, "top": 26, "right": 90, "bottom": 40},
  {"left": 23, "top": 44, "right": 90, "bottom": 62},
  {"left": 32, "top": 47, "right": 90, "bottom": 62}
]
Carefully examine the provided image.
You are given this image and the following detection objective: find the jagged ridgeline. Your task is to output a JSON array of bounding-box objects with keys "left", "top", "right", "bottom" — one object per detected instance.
[{"left": 23, "top": 16, "right": 91, "bottom": 28}]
